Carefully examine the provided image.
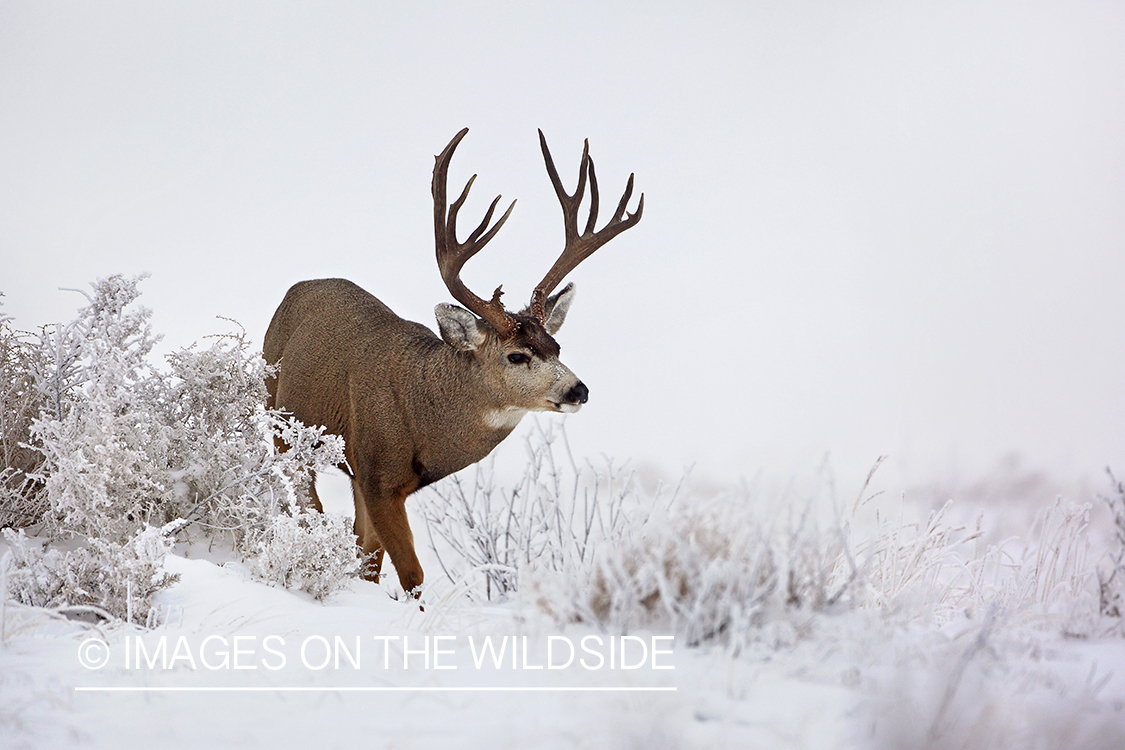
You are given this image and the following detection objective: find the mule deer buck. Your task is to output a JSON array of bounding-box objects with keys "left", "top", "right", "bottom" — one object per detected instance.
[{"left": 264, "top": 128, "right": 642, "bottom": 596}]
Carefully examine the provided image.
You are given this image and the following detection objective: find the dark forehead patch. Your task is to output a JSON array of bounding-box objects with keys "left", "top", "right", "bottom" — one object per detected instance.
[{"left": 511, "top": 314, "right": 561, "bottom": 359}]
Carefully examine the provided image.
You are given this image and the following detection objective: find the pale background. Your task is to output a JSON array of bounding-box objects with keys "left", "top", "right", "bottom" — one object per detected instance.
[{"left": 2, "top": 1, "right": 1123, "bottom": 496}]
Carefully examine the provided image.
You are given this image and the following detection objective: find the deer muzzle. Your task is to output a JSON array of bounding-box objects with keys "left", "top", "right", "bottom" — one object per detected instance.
[{"left": 563, "top": 382, "right": 589, "bottom": 406}]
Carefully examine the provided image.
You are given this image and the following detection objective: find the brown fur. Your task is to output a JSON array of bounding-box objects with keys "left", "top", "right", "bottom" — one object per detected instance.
[{"left": 264, "top": 278, "right": 579, "bottom": 595}]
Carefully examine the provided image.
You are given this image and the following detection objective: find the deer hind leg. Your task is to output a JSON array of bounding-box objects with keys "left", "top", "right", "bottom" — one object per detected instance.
[
  {"left": 302, "top": 470, "right": 324, "bottom": 513},
  {"left": 352, "top": 480, "right": 386, "bottom": 581},
  {"left": 271, "top": 430, "right": 324, "bottom": 513},
  {"left": 352, "top": 474, "right": 423, "bottom": 596}
]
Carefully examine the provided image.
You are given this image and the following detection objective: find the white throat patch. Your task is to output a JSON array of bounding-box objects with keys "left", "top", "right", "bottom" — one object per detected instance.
[{"left": 484, "top": 406, "right": 529, "bottom": 430}]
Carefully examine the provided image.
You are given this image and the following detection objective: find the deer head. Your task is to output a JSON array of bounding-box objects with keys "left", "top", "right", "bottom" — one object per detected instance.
[{"left": 431, "top": 128, "right": 643, "bottom": 420}]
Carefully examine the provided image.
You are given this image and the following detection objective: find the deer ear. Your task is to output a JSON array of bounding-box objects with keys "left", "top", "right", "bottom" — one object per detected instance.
[
  {"left": 542, "top": 283, "right": 576, "bottom": 335},
  {"left": 436, "top": 303, "right": 488, "bottom": 351}
]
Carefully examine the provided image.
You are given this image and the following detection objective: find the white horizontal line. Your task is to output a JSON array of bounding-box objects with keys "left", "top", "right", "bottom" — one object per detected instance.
[{"left": 75, "top": 686, "right": 676, "bottom": 693}]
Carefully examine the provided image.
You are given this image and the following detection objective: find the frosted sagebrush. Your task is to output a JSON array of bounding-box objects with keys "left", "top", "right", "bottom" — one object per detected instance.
[
  {"left": 421, "top": 423, "right": 586, "bottom": 599},
  {"left": 530, "top": 480, "right": 866, "bottom": 650},
  {"left": 247, "top": 509, "right": 360, "bottom": 601},
  {"left": 1098, "top": 469, "right": 1125, "bottom": 620},
  {"left": 422, "top": 423, "right": 816, "bottom": 648},
  {"left": 156, "top": 336, "right": 347, "bottom": 551},
  {"left": 0, "top": 275, "right": 354, "bottom": 620},
  {"left": 424, "top": 427, "right": 1107, "bottom": 649},
  {"left": 27, "top": 274, "right": 165, "bottom": 542},
  {"left": 2, "top": 526, "right": 177, "bottom": 624},
  {"left": 566, "top": 496, "right": 782, "bottom": 646},
  {"left": 857, "top": 497, "right": 1095, "bottom": 628},
  {"left": 0, "top": 297, "right": 48, "bottom": 528}
]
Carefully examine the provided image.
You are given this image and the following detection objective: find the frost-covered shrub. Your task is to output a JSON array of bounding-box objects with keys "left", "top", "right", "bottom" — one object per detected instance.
[
  {"left": 155, "top": 331, "right": 346, "bottom": 551},
  {"left": 1098, "top": 469, "right": 1125, "bottom": 619},
  {"left": 2, "top": 526, "right": 177, "bottom": 624},
  {"left": 1001, "top": 498, "right": 1093, "bottom": 618},
  {"left": 247, "top": 509, "right": 360, "bottom": 601},
  {"left": 424, "top": 427, "right": 1106, "bottom": 647},
  {"left": 556, "top": 497, "right": 780, "bottom": 645},
  {"left": 526, "top": 484, "right": 862, "bottom": 649},
  {"left": 0, "top": 274, "right": 356, "bottom": 618},
  {"left": 0, "top": 296, "right": 48, "bottom": 528},
  {"left": 28, "top": 274, "right": 166, "bottom": 542}
]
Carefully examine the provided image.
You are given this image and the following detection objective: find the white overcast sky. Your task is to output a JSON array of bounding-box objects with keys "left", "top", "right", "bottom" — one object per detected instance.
[{"left": 2, "top": 1, "right": 1123, "bottom": 493}]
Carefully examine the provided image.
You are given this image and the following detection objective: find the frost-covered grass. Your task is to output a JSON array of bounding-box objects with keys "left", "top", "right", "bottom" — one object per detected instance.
[
  {"left": 1099, "top": 470, "right": 1125, "bottom": 619},
  {"left": 420, "top": 425, "right": 1110, "bottom": 647},
  {"left": 2, "top": 277, "right": 1125, "bottom": 748}
]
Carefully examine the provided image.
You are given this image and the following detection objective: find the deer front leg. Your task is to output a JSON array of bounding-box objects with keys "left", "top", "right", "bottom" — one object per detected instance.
[{"left": 352, "top": 472, "right": 423, "bottom": 596}]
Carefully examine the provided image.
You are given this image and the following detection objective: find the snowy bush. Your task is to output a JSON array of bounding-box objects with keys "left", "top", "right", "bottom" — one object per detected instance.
[
  {"left": 1098, "top": 469, "right": 1125, "bottom": 620},
  {"left": 0, "top": 297, "right": 48, "bottom": 529},
  {"left": 558, "top": 495, "right": 781, "bottom": 645},
  {"left": 858, "top": 496, "right": 1096, "bottom": 629},
  {"left": 155, "top": 330, "right": 347, "bottom": 551},
  {"left": 0, "top": 275, "right": 357, "bottom": 620},
  {"left": 247, "top": 509, "right": 361, "bottom": 601},
  {"left": 525, "top": 478, "right": 864, "bottom": 650},
  {"left": 2, "top": 526, "right": 176, "bottom": 624},
  {"left": 27, "top": 275, "right": 166, "bottom": 542}
]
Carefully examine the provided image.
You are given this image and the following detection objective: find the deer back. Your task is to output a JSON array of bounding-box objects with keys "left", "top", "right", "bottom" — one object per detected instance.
[{"left": 265, "top": 278, "right": 533, "bottom": 487}]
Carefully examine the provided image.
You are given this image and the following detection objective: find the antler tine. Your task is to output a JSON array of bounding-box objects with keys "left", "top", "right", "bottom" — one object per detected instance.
[
  {"left": 530, "top": 130, "right": 643, "bottom": 321},
  {"left": 433, "top": 128, "right": 519, "bottom": 339},
  {"left": 465, "top": 194, "right": 508, "bottom": 247},
  {"left": 539, "top": 130, "right": 589, "bottom": 246},
  {"left": 584, "top": 156, "right": 600, "bottom": 236}
]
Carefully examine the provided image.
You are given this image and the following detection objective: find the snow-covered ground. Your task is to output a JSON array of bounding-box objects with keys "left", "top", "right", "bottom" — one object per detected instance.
[{"left": 4, "top": 482, "right": 1125, "bottom": 750}]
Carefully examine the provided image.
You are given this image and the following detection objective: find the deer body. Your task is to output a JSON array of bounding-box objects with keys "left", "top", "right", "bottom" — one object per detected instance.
[
  {"left": 266, "top": 278, "right": 522, "bottom": 488},
  {"left": 264, "top": 129, "right": 642, "bottom": 597}
]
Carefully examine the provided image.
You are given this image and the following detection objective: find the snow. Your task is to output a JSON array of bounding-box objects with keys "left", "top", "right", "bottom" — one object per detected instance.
[{"left": 5, "top": 504, "right": 1125, "bottom": 750}]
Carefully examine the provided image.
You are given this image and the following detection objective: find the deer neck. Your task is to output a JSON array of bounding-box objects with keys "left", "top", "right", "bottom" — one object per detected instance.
[
  {"left": 416, "top": 345, "right": 527, "bottom": 455},
  {"left": 445, "top": 348, "right": 529, "bottom": 438}
]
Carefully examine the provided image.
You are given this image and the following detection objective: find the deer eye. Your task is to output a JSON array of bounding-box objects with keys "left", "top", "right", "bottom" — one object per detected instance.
[{"left": 507, "top": 352, "right": 531, "bottom": 365}]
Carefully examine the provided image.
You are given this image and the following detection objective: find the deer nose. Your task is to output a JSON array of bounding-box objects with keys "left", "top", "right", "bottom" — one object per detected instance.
[{"left": 564, "top": 382, "right": 589, "bottom": 405}]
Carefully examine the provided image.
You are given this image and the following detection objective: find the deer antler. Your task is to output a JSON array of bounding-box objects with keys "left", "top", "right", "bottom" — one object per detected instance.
[
  {"left": 433, "top": 128, "right": 520, "bottom": 339},
  {"left": 529, "top": 129, "right": 644, "bottom": 322}
]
